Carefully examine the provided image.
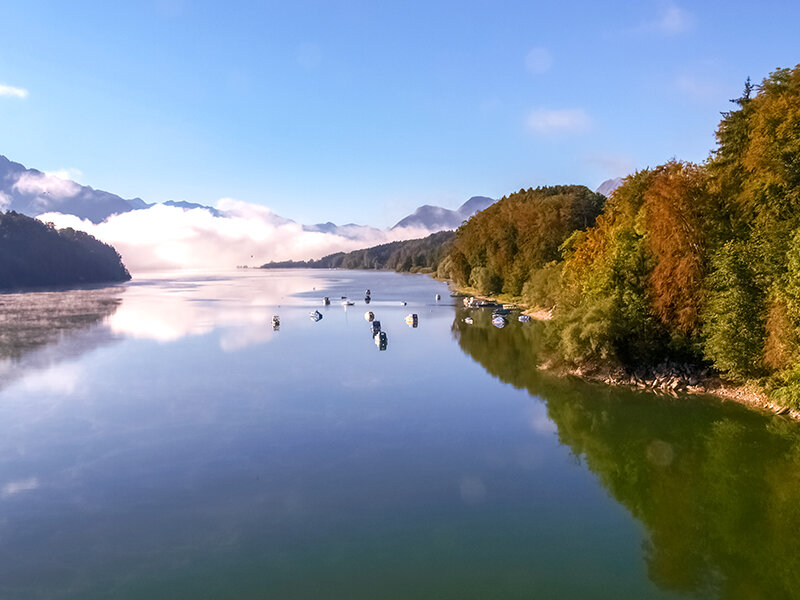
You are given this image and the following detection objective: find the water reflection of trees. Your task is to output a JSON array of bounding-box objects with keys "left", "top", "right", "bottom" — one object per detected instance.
[
  {"left": 0, "top": 287, "right": 123, "bottom": 387},
  {"left": 453, "top": 308, "right": 800, "bottom": 599}
]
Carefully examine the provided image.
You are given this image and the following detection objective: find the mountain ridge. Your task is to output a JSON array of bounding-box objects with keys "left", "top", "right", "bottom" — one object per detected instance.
[
  {"left": 391, "top": 195, "right": 494, "bottom": 230},
  {"left": 1, "top": 154, "right": 494, "bottom": 238},
  {"left": 0, "top": 155, "right": 145, "bottom": 223}
]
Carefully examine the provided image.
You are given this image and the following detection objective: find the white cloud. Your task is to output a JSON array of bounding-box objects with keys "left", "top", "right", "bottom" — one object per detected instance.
[
  {"left": 658, "top": 3, "right": 692, "bottom": 34},
  {"left": 525, "top": 47, "right": 553, "bottom": 74},
  {"left": 1, "top": 477, "right": 39, "bottom": 498},
  {"left": 13, "top": 171, "right": 81, "bottom": 199},
  {"left": 0, "top": 84, "right": 28, "bottom": 99},
  {"left": 46, "top": 168, "right": 84, "bottom": 184},
  {"left": 526, "top": 108, "right": 591, "bottom": 135},
  {"left": 640, "top": 2, "right": 693, "bottom": 36},
  {"left": 37, "top": 200, "right": 438, "bottom": 273},
  {"left": 0, "top": 191, "right": 11, "bottom": 211}
]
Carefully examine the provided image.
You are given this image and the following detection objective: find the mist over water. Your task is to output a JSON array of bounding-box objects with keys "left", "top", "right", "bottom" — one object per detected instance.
[{"left": 38, "top": 201, "right": 437, "bottom": 272}]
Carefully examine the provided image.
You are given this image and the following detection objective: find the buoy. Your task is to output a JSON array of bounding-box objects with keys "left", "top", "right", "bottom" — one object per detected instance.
[{"left": 374, "top": 331, "right": 388, "bottom": 350}]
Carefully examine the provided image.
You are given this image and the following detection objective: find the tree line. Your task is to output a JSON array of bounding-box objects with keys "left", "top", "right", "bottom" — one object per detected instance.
[
  {"left": 440, "top": 65, "right": 800, "bottom": 406},
  {"left": 262, "top": 230, "right": 455, "bottom": 273},
  {"left": 0, "top": 211, "right": 131, "bottom": 289}
]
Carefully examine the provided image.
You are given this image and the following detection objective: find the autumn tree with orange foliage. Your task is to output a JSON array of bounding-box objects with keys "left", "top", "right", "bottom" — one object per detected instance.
[
  {"left": 444, "top": 65, "right": 800, "bottom": 408},
  {"left": 644, "top": 161, "right": 710, "bottom": 336}
]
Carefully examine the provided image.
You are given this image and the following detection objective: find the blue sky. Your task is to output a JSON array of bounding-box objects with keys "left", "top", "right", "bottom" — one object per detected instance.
[{"left": 1, "top": 0, "right": 798, "bottom": 227}]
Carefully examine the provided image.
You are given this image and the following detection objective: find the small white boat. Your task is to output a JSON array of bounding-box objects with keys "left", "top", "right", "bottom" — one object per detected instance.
[
  {"left": 464, "top": 317, "right": 474, "bottom": 325},
  {"left": 272, "top": 315, "right": 280, "bottom": 329},
  {"left": 341, "top": 300, "right": 355, "bottom": 307},
  {"left": 518, "top": 315, "right": 531, "bottom": 322},
  {"left": 492, "top": 315, "right": 506, "bottom": 329},
  {"left": 364, "top": 311, "right": 374, "bottom": 322},
  {"left": 309, "top": 310, "right": 323, "bottom": 322},
  {"left": 405, "top": 313, "right": 418, "bottom": 328}
]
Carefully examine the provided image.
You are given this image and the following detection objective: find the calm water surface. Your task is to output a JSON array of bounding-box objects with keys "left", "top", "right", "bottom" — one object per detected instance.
[{"left": 1, "top": 270, "right": 799, "bottom": 599}]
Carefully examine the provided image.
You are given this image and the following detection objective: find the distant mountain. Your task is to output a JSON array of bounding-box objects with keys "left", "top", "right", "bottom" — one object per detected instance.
[
  {"left": 0, "top": 153, "right": 491, "bottom": 248},
  {"left": 595, "top": 177, "right": 624, "bottom": 197},
  {"left": 0, "top": 155, "right": 145, "bottom": 223},
  {"left": 302, "top": 221, "right": 383, "bottom": 240},
  {"left": 391, "top": 196, "right": 494, "bottom": 230},
  {"left": 162, "top": 200, "right": 222, "bottom": 217},
  {"left": 0, "top": 155, "right": 228, "bottom": 223}
]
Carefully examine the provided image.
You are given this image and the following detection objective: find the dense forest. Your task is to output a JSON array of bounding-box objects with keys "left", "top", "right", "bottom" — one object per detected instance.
[
  {"left": 262, "top": 230, "right": 454, "bottom": 273},
  {"left": 443, "top": 184, "right": 605, "bottom": 302},
  {"left": 0, "top": 211, "right": 131, "bottom": 289},
  {"left": 440, "top": 65, "right": 800, "bottom": 407}
]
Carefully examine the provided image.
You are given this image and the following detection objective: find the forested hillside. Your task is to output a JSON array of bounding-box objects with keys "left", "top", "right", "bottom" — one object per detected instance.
[
  {"left": 0, "top": 211, "right": 131, "bottom": 289},
  {"left": 443, "top": 185, "right": 605, "bottom": 303},
  {"left": 262, "top": 230, "right": 455, "bottom": 273},
  {"left": 440, "top": 65, "right": 800, "bottom": 406}
]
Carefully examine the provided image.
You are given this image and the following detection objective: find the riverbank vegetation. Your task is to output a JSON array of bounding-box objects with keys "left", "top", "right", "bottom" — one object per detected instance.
[
  {"left": 0, "top": 211, "right": 131, "bottom": 289},
  {"left": 441, "top": 65, "right": 800, "bottom": 408}
]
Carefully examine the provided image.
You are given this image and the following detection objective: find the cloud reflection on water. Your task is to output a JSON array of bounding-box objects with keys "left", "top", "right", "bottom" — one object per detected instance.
[
  {"left": 1, "top": 477, "right": 39, "bottom": 498},
  {"left": 108, "top": 270, "right": 327, "bottom": 350}
]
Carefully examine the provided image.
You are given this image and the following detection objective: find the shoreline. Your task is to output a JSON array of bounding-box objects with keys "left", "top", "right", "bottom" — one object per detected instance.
[
  {"left": 448, "top": 282, "right": 799, "bottom": 421},
  {"left": 558, "top": 364, "right": 799, "bottom": 419}
]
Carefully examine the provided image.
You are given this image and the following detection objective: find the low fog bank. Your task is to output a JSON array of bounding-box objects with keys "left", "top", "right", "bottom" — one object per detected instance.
[{"left": 38, "top": 199, "right": 437, "bottom": 273}]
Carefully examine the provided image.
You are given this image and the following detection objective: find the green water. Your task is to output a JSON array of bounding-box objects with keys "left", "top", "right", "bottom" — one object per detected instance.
[{"left": 0, "top": 270, "right": 798, "bottom": 599}]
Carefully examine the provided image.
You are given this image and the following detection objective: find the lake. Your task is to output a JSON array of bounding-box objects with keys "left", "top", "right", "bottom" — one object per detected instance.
[{"left": 1, "top": 269, "right": 799, "bottom": 599}]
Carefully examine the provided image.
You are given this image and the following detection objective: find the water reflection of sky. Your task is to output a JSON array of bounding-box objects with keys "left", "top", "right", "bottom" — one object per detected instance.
[{"left": 0, "top": 270, "right": 699, "bottom": 599}]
